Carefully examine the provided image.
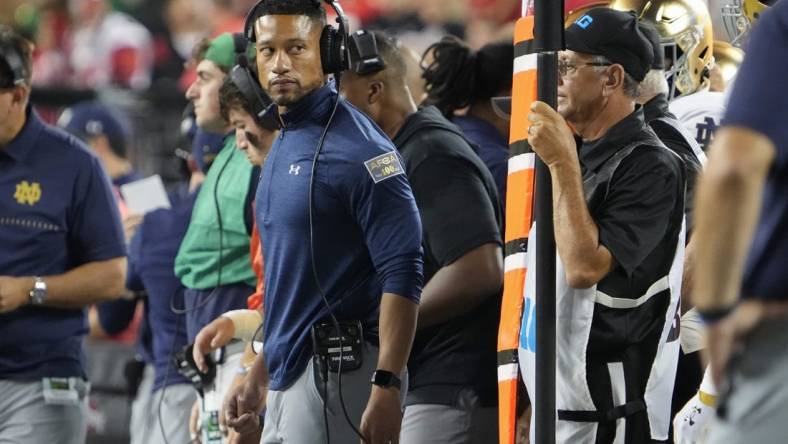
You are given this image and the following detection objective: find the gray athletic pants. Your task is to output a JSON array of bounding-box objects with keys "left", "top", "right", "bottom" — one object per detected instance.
[
  {"left": 0, "top": 378, "right": 88, "bottom": 444},
  {"left": 130, "top": 365, "right": 197, "bottom": 444},
  {"left": 400, "top": 388, "right": 498, "bottom": 444},
  {"left": 261, "top": 343, "right": 406, "bottom": 443},
  {"left": 709, "top": 317, "right": 788, "bottom": 444}
]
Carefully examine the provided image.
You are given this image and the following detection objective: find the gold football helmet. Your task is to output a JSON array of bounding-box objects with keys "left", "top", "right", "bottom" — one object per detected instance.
[
  {"left": 712, "top": 40, "right": 745, "bottom": 86},
  {"left": 722, "top": 0, "right": 775, "bottom": 47},
  {"left": 564, "top": 0, "right": 611, "bottom": 26},
  {"left": 609, "top": 0, "right": 714, "bottom": 97}
]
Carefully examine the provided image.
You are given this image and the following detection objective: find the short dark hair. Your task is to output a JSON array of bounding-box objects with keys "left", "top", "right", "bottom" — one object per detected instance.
[
  {"left": 0, "top": 25, "right": 33, "bottom": 87},
  {"left": 219, "top": 76, "right": 254, "bottom": 123},
  {"left": 247, "top": 0, "right": 327, "bottom": 31}
]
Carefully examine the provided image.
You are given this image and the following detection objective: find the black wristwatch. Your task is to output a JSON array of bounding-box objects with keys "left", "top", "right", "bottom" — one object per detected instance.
[{"left": 370, "top": 370, "right": 401, "bottom": 390}]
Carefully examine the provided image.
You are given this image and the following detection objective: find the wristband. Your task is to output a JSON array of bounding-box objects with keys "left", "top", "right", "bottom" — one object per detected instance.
[
  {"left": 698, "top": 390, "right": 717, "bottom": 407},
  {"left": 221, "top": 310, "right": 263, "bottom": 341},
  {"left": 697, "top": 304, "right": 737, "bottom": 325}
]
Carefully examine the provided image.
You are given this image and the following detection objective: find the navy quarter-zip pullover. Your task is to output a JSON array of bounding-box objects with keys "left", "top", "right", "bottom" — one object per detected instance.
[{"left": 256, "top": 84, "right": 424, "bottom": 391}]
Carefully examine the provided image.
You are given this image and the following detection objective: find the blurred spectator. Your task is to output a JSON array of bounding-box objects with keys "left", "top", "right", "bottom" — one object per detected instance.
[
  {"left": 165, "top": 0, "right": 210, "bottom": 61},
  {"left": 206, "top": 0, "right": 246, "bottom": 35},
  {"left": 68, "top": 0, "right": 154, "bottom": 90},
  {"left": 31, "top": 3, "right": 73, "bottom": 87},
  {"left": 365, "top": 0, "right": 466, "bottom": 55}
]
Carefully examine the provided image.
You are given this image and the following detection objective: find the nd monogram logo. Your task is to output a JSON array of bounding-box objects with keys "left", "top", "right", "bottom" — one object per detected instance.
[{"left": 14, "top": 181, "right": 42, "bottom": 205}]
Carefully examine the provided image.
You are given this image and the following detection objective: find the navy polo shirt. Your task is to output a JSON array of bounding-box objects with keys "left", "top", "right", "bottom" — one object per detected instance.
[
  {"left": 724, "top": 1, "right": 788, "bottom": 301},
  {"left": 0, "top": 108, "right": 126, "bottom": 380},
  {"left": 126, "top": 190, "right": 196, "bottom": 390},
  {"left": 256, "top": 85, "right": 424, "bottom": 391},
  {"left": 453, "top": 115, "right": 509, "bottom": 204},
  {"left": 97, "top": 169, "right": 150, "bottom": 361}
]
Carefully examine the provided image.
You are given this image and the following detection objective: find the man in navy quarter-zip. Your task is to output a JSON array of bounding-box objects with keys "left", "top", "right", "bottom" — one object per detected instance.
[{"left": 224, "top": 1, "right": 423, "bottom": 444}]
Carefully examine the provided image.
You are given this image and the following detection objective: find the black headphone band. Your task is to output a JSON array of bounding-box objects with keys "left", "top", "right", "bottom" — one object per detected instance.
[{"left": 0, "top": 42, "right": 26, "bottom": 87}]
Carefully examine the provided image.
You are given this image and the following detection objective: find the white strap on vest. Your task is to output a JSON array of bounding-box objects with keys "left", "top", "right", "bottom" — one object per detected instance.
[{"left": 593, "top": 275, "right": 670, "bottom": 309}]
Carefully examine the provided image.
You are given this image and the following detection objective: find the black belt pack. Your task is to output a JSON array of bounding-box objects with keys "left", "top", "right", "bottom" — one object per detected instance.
[
  {"left": 311, "top": 320, "right": 364, "bottom": 374},
  {"left": 174, "top": 343, "right": 217, "bottom": 395}
]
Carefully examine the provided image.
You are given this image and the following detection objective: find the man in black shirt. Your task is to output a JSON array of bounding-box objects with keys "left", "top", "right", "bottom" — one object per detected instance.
[
  {"left": 522, "top": 8, "right": 686, "bottom": 443},
  {"left": 342, "top": 31, "right": 503, "bottom": 443}
]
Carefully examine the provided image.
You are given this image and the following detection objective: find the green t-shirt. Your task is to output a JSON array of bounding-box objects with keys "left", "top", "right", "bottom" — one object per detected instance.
[{"left": 174, "top": 136, "right": 256, "bottom": 289}]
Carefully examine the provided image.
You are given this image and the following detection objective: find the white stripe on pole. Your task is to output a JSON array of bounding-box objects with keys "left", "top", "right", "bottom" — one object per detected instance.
[
  {"left": 514, "top": 54, "right": 538, "bottom": 74},
  {"left": 504, "top": 252, "right": 528, "bottom": 273},
  {"left": 509, "top": 153, "right": 536, "bottom": 174}
]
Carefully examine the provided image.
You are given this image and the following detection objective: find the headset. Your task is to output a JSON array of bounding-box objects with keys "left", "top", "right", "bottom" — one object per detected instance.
[
  {"left": 0, "top": 42, "right": 26, "bottom": 88},
  {"left": 230, "top": 33, "right": 281, "bottom": 131},
  {"left": 243, "top": 0, "right": 349, "bottom": 76},
  {"left": 347, "top": 30, "right": 385, "bottom": 76}
]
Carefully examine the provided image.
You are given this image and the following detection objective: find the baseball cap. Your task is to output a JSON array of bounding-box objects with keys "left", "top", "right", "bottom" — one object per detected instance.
[
  {"left": 638, "top": 22, "right": 665, "bottom": 70},
  {"left": 565, "top": 7, "right": 653, "bottom": 81},
  {"left": 203, "top": 33, "right": 236, "bottom": 71},
  {"left": 58, "top": 101, "right": 131, "bottom": 145}
]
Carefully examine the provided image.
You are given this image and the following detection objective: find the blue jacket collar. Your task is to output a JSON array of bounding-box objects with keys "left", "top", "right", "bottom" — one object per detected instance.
[
  {"left": 281, "top": 82, "right": 336, "bottom": 128},
  {"left": 3, "top": 106, "right": 44, "bottom": 162}
]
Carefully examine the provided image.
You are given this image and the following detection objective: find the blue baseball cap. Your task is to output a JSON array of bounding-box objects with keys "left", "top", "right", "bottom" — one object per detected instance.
[{"left": 58, "top": 101, "right": 132, "bottom": 156}]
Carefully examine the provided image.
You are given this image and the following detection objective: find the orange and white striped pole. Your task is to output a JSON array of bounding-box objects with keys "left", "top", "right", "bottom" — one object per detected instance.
[
  {"left": 498, "top": 1, "right": 564, "bottom": 442},
  {"left": 497, "top": 8, "right": 538, "bottom": 443}
]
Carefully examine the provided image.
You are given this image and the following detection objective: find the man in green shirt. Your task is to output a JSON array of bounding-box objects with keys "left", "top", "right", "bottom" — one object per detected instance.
[{"left": 174, "top": 33, "right": 259, "bottom": 444}]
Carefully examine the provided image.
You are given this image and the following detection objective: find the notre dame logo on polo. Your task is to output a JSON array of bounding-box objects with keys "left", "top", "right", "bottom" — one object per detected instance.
[{"left": 14, "top": 181, "right": 42, "bottom": 206}]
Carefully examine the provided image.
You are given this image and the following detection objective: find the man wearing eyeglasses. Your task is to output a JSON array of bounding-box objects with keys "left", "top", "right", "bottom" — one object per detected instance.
[{"left": 520, "top": 8, "right": 686, "bottom": 443}]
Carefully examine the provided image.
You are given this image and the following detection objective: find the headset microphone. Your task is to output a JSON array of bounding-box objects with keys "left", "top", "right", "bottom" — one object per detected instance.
[{"left": 230, "top": 33, "right": 281, "bottom": 130}]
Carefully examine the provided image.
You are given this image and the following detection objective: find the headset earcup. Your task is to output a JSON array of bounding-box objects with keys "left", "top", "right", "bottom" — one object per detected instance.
[{"left": 320, "top": 25, "right": 337, "bottom": 75}]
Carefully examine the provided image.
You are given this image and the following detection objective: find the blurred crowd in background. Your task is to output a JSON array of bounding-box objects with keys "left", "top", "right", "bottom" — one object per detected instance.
[{"left": 0, "top": 0, "right": 521, "bottom": 188}]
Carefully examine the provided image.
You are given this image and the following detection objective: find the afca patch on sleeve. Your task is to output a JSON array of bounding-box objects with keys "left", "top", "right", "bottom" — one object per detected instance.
[{"left": 364, "top": 152, "right": 405, "bottom": 183}]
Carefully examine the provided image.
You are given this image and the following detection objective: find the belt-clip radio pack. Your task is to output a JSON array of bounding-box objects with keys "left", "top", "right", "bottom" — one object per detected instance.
[
  {"left": 311, "top": 320, "right": 364, "bottom": 375},
  {"left": 174, "top": 343, "right": 217, "bottom": 395}
]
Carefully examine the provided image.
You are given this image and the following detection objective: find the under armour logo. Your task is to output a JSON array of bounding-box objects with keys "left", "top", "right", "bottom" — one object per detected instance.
[
  {"left": 289, "top": 164, "right": 301, "bottom": 175},
  {"left": 576, "top": 15, "right": 593, "bottom": 29},
  {"left": 695, "top": 117, "right": 718, "bottom": 151}
]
